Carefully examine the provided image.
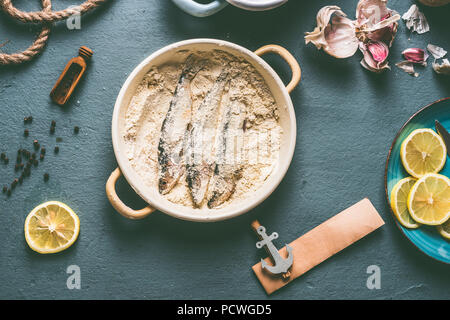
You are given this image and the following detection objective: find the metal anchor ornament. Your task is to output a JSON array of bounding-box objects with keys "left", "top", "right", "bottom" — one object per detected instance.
[{"left": 252, "top": 220, "right": 293, "bottom": 279}]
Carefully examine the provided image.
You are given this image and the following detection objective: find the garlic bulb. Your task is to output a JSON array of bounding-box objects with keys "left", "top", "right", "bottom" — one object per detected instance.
[
  {"left": 304, "top": 6, "right": 359, "bottom": 58},
  {"left": 305, "top": 0, "right": 399, "bottom": 73}
]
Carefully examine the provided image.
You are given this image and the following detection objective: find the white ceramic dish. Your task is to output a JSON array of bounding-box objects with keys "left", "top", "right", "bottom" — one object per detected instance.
[
  {"left": 171, "top": 0, "right": 288, "bottom": 17},
  {"left": 106, "top": 39, "right": 301, "bottom": 222},
  {"left": 228, "top": 0, "right": 288, "bottom": 11}
]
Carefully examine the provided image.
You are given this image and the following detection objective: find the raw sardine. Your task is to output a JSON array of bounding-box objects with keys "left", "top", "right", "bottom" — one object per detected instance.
[
  {"left": 158, "top": 55, "right": 202, "bottom": 195},
  {"left": 207, "top": 99, "right": 246, "bottom": 208},
  {"left": 186, "top": 71, "right": 229, "bottom": 206}
]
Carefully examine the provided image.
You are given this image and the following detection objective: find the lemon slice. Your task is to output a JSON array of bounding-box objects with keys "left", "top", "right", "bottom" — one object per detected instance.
[
  {"left": 407, "top": 173, "right": 450, "bottom": 225},
  {"left": 390, "top": 177, "right": 420, "bottom": 228},
  {"left": 437, "top": 220, "right": 450, "bottom": 240},
  {"left": 24, "top": 201, "right": 80, "bottom": 254},
  {"left": 400, "top": 128, "right": 447, "bottom": 178}
]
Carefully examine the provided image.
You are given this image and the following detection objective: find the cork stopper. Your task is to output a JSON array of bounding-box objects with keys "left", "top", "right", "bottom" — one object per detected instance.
[{"left": 79, "top": 46, "right": 93, "bottom": 60}]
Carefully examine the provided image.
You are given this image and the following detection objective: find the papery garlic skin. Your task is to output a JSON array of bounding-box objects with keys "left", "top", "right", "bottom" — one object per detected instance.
[
  {"left": 402, "top": 48, "right": 429, "bottom": 64},
  {"left": 427, "top": 44, "right": 447, "bottom": 59},
  {"left": 402, "top": 5, "right": 430, "bottom": 34},
  {"left": 305, "top": 6, "right": 359, "bottom": 58},
  {"left": 432, "top": 59, "right": 450, "bottom": 75},
  {"left": 396, "top": 61, "right": 419, "bottom": 77},
  {"left": 356, "top": 0, "right": 390, "bottom": 28},
  {"left": 355, "top": 0, "right": 400, "bottom": 46}
]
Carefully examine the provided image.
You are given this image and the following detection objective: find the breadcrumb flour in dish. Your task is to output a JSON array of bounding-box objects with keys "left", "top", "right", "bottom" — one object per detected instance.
[{"left": 122, "top": 50, "right": 282, "bottom": 210}]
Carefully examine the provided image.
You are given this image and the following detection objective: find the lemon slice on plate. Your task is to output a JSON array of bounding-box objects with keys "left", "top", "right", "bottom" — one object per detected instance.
[
  {"left": 407, "top": 173, "right": 450, "bottom": 225},
  {"left": 437, "top": 220, "right": 450, "bottom": 240},
  {"left": 24, "top": 201, "right": 80, "bottom": 254},
  {"left": 390, "top": 177, "right": 420, "bottom": 228},
  {"left": 400, "top": 128, "right": 447, "bottom": 178}
]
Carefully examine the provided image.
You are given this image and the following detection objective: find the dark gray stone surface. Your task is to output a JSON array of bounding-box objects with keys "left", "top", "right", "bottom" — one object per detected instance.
[{"left": 0, "top": 0, "right": 449, "bottom": 299}]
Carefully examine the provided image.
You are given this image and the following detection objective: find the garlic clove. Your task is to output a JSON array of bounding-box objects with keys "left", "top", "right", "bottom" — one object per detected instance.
[
  {"left": 368, "top": 41, "right": 389, "bottom": 62},
  {"left": 402, "top": 48, "right": 429, "bottom": 64},
  {"left": 359, "top": 41, "right": 390, "bottom": 72},
  {"left": 305, "top": 6, "right": 359, "bottom": 59}
]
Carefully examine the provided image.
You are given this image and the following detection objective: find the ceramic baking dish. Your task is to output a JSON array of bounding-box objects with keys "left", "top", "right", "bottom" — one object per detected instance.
[{"left": 106, "top": 39, "right": 301, "bottom": 222}]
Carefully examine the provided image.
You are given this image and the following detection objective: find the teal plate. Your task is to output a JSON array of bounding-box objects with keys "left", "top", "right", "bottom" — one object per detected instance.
[{"left": 385, "top": 98, "right": 450, "bottom": 264}]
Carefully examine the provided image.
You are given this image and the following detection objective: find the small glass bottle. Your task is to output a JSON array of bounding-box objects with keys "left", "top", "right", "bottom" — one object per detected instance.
[{"left": 50, "top": 46, "right": 93, "bottom": 105}]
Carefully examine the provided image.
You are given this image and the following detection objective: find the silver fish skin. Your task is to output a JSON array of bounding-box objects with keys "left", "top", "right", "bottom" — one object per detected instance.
[
  {"left": 186, "top": 71, "right": 229, "bottom": 207},
  {"left": 158, "top": 55, "right": 203, "bottom": 195},
  {"left": 207, "top": 99, "right": 245, "bottom": 209}
]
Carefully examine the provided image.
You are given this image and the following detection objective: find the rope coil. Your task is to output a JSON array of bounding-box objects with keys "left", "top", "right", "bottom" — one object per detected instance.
[{"left": 0, "top": 0, "right": 109, "bottom": 65}]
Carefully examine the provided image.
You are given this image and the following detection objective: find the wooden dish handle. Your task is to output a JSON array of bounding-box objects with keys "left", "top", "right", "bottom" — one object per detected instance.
[
  {"left": 106, "top": 168, "right": 155, "bottom": 219},
  {"left": 254, "top": 44, "right": 301, "bottom": 93}
]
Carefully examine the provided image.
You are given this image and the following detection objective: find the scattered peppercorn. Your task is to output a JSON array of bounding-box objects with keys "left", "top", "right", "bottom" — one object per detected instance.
[
  {"left": 54, "top": 146, "right": 59, "bottom": 153},
  {"left": 74, "top": 126, "right": 80, "bottom": 134},
  {"left": 43, "top": 173, "right": 49, "bottom": 182}
]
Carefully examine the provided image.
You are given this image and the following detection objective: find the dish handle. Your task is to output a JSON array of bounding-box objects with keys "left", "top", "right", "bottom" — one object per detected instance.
[
  {"left": 106, "top": 168, "right": 155, "bottom": 219},
  {"left": 171, "top": 0, "right": 228, "bottom": 17},
  {"left": 254, "top": 44, "right": 301, "bottom": 93}
]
